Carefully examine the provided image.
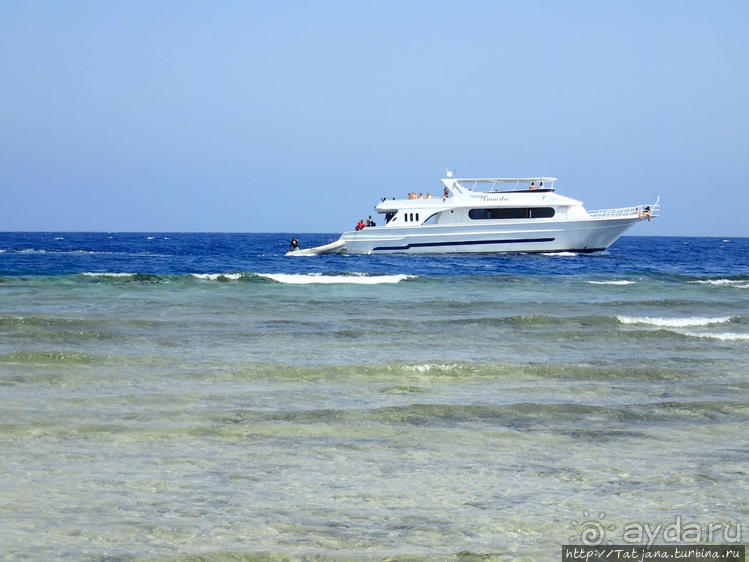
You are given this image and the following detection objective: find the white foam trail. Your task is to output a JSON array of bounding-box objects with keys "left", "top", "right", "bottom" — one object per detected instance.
[
  {"left": 259, "top": 273, "right": 415, "bottom": 285},
  {"left": 690, "top": 279, "right": 749, "bottom": 289},
  {"left": 587, "top": 280, "right": 635, "bottom": 285},
  {"left": 617, "top": 316, "right": 734, "bottom": 328},
  {"left": 191, "top": 273, "right": 244, "bottom": 281},
  {"left": 542, "top": 252, "right": 578, "bottom": 257}
]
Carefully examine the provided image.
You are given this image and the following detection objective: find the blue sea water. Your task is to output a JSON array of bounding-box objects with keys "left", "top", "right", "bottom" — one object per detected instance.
[{"left": 0, "top": 233, "right": 747, "bottom": 561}]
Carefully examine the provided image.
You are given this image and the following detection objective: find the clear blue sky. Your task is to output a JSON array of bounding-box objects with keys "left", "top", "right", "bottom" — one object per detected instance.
[{"left": 1, "top": 1, "right": 747, "bottom": 235}]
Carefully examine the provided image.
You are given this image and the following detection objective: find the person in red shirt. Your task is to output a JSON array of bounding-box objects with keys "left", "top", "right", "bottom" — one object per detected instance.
[{"left": 355, "top": 219, "right": 365, "bottom": 231}]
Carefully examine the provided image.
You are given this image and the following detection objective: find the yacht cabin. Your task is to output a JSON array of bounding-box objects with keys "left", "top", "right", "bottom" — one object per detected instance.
[{"left": 374, "top": 177, "right": 591, "bottom": 228}]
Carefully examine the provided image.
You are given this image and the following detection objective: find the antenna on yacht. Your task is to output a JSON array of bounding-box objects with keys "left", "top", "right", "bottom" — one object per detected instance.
[{"left": 446, "top": 169, "right": 453, "bottom": 178}]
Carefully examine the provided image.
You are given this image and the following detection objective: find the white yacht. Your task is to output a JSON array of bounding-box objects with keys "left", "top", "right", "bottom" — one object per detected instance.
[{"left": 288, "top": 174, "right": 659, "bottom": 255}]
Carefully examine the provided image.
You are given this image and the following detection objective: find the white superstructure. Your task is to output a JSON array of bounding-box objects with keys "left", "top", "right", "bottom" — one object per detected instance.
[{"left": 287, "top": 175, "right": 659, "bottom": 255}]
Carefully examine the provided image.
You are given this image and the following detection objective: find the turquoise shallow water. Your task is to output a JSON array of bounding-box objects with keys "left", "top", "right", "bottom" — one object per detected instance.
[{"left": 0, "top": 234, "right": 747, "bottom": 560}]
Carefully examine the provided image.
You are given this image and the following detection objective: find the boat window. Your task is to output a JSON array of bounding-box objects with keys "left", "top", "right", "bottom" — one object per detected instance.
[
  {"left": 416, "top": 213, "right": 419, "bottom": 222},
  {"left": 423, "top": 212, "right": 440, "bottom": 225},
  {"left": 468, "top": 209, "right": 488, "bottom": 219},
  {"left": 468, "top": 207, "right": 555, "bottom": 220},
  {"left": 530, "top": 207, "right": 555, "bottom": 218},
  {"left": 410, "top": 213, "right": 414, "bottom": 222}
]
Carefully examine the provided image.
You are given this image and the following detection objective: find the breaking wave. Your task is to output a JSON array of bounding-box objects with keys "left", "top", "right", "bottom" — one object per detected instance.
[
  {"left": 587, "top": 280, "right": 636, "bottom": 285},
  {"left": 190, "top": 273, "right": 245, "bottom": 281},
  {"left": 690, "top": 278, "right": 749, "bottom": 289},
  {"left": 616, "top": 316, "right": 735, "bottom": 328},
  {"left": 616, "top": 315, "right": 748, "bottom": 342},
  {"left": 82, "top": 272, "right": 136, "bottom": 278},
  {"left": 257, "top": 273, "right": 416, "bottom": 285},
  {"left": 18, "top": 272, "right": 419, "bottom": 285},
  {"left": 677, "top": 331, "right": 749, "bottom": 341}
]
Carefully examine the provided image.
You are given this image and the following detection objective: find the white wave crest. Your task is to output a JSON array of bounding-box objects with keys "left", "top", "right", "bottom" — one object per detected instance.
[
  {"left": 690, "top": 279, "right": 749, "bottom": 289},
  {"left": 82, "top": 272, "right": 135, "bottom": 277},
  {"left": 259, "top": 273, "right": 415, "bottom": 285},
  {"left": 617, "top": 315, "right": 734, "bottom": 328},
  {"left": 587, "top": 280, "right": 635, "bottom": 285},
  {"left": 191, "top": 273, "right": 244, "bottom": 281},
  {"left": 401, "top": 363, "right": 460, "bottom": 373},
  {"left": 678, "top": 331, "right": 749, "bottom": 341},
  {"left": 677, "top": 330, "right": 749, "bottom": 341},
  {"left": 542, "top": 252, "right": 578, "bottom": 257}
]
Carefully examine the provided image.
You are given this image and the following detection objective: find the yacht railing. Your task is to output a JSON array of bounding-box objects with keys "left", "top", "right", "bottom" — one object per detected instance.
[
  {"left": 588, "top": 206, "right": 640, "bottom": 218},
  {"left": 588, "top": 201, "right": 660, "bottom": 219}
]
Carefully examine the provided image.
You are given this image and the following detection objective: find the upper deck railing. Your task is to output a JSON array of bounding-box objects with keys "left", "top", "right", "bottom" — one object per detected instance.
[{"left": 452, "top": 177, "right": 557, "bottom": 193}]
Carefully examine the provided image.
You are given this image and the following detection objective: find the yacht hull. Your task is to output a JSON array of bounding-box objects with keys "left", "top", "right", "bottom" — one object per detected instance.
[{"left": 336, "top": 217, "right": 640, "bottom": 254}]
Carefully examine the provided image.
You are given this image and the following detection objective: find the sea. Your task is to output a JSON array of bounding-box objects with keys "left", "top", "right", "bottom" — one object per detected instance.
[{"left": 0, "top": 233, "right": 747, "bottom": 561}]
